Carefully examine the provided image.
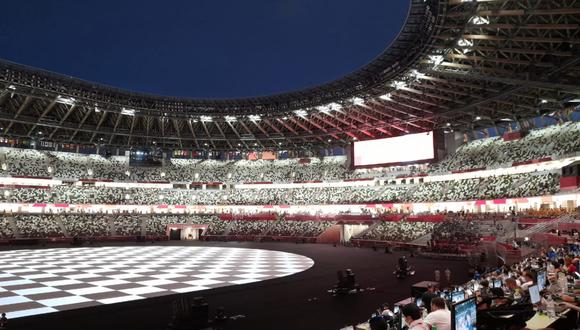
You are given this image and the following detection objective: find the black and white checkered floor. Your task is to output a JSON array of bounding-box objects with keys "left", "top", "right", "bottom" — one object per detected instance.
[{"left": 0, "top": 246, "right": 314, "bottom": 318}]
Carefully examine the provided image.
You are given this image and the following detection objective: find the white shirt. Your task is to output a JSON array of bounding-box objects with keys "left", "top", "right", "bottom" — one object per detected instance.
[
  {"left": 424, "top": 309, "right": 451, "bottom": 330},
  {"left": 408, "top": 319, "right": 430, "bottom": 330}
]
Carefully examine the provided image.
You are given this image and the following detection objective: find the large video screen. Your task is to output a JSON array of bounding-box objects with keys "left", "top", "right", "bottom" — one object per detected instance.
[{"left": 353, "top": 132, "right": 435, "bottom": 167}]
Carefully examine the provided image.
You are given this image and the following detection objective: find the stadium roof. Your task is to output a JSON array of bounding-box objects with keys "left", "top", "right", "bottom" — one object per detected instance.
[{"left": 0, "top": 0, "right": 579, "bottom": 151}]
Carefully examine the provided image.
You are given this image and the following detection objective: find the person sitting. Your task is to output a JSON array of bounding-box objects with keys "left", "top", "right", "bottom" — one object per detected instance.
[
  {"left": 520, "top": 271, "right": 535, "bottom": 291},
  {"left": 401, "top": 303, "right": 429, "bottom": 330},
  {"left": 0, "top": 313, "right": 7, "bottom": 329},
  {"left": 424, "top": 297, "right": 451, "bottom": 330},
  {"left": 421, "top": 284, "right": 438, "bottom": 313}
]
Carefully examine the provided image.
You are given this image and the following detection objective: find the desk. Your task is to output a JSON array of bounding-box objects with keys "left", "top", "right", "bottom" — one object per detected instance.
[
  {"left": 525, "top": 313, "right": 557, "bottom": 330},
  {"left": 355, "top": 322, "right": 370, "bottom": 330},
  {"left": 411, "top": 280, "right": 439, "bottom": 298},
  {"left": 526, "top": 309, "right": 574, "bottom": 330}
]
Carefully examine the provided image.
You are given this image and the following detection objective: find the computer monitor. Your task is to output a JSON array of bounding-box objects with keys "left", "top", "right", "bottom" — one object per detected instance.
[
  {"left": 529, "top": 285, "right": 541, "bottom": 304},
  {"left": 415, "top": 297, "right": 423, "bottom": 307},
  {"left": 452, "top": 297, "right": 477, "bottom": 330},
  {"left": 537, "top": 270, "right": 546, "bottom": 292},
  {"left": 493, "top": 279, "right": 502, "bottom": 288},
  {"left": 451, "top": 291, "right": 465, "bottom": 303}
]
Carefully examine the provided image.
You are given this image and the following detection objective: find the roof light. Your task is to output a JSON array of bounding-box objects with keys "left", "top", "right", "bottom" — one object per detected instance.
[
  {"left": 56, "top": 95, "right": 76, "bottom": 106},
  {"left": 248, "top": 114, "right": 261, "bottom": 122},
  {"left": 351, "top": 97, "right": 365, "bottom": 106},
  {"left": 7, "top": 85, "right": 16, "bottom": 91},
  {"left": 294, "top": 110, "right": 308, "bottom": 117},
  {"left": 410, "top": 69, "right": 426, "bottom": 79},
  {"left": 470, "top": 16, "right": 489, "bottom": 25},
  {"left": 428, "top": 55, "right": 445, "bottom": 68},
  {"left": 225, "top": 115, "right": 237, "bottom": 122},
  {"left": 457, "top": 38, "right": 473, "bottom": 48},
  {"left": 379, "top": 93, "right": 392, "bottom": 101},
  {"left": 540, "top": 99, "right": 548, "bottom": 104},
  {"left": 121, "top": 108, "right": 136, "bottom": 116},
  {"left": 391, "top": 80, "right": 407, "bottom": 90},
  {"left": 200, "top": 115, "right": 213, "bottom": 122},
  {"left": 475, "top": 116, "right": 481, "bottom": 121}
]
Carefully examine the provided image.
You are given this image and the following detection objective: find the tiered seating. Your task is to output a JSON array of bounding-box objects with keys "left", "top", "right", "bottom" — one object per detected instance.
[
  {"left": 61, "top": 214, "right": 111, "bottom": 237},
  {"left": 268, "top": 220, "right": 333, "bottom": 237},
  {"left": 430, "top": 121, "right": 580, "bottom": 173},
  {"left": 0, "top": 218, "right": 14, "bottom": 239},
  {"left": 358, "top": 221, "right": 434, "bottom": 242},
  {"left": 14, "top": 215, "right": 64, "bottom": 238},
  {"left": 114, "top": 215, "right": 141, "bottom": 236}
]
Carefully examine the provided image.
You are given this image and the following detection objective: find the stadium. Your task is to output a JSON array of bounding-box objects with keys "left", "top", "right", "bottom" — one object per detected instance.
[{"left": 0, "top": 0, "right": 579, "bottom": 329}]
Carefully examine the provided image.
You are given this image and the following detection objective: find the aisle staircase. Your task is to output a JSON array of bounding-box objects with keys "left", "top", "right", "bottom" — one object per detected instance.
[
  {"left": 7, "top": 216, "right": 20, "bottom": 239},
  {"left": 352, "top": 221, "right": 381, "bottom": 239},
  {"left": 54, "top": 216, "right": 68, "bottom": 237},
  {"left": 409, "top": 233, "right": 432, "bottom": 246}
]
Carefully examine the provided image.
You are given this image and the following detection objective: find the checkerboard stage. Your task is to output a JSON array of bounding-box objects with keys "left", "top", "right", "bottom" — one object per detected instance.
[{"left": 0, "top": 246, "right": 314, "bottom": 318}]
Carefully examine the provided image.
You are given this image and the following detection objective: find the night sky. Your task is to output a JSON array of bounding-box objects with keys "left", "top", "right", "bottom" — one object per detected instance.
[{"left": 0, "top": 1, "right": 409, "bottom": 99}]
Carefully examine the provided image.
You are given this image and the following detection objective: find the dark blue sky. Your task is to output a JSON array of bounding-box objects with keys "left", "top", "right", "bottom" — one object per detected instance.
[{"left": 0, "top": 1, "right": 409, "bottom": 99}]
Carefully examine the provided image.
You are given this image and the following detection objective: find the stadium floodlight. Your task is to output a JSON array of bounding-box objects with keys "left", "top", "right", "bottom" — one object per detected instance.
[
  {"left": 410, "top": 69, "right": 426, "bottom": 79},
  {"left": 427, "top": 55, "right": 445, "bottom": 68},
  {"left": 121, "top": 108, "right": 136, "bottom": 116},
  {"left": 470, "top": 15, "right": 489, "bottom": 25},
  {"left": 56, "top": 95, "right": 76, "bottom": 106},
  {"left": 379, "top": 93, "right": 392, "bottom": 101},
  {"left": 200, "top": 115, "right": 213, "bottom": 122},
  {"left": 391, "top": 80, "right": 407, "bottom": 90},
  {"left": 224, "top": 115, "right": 237, "bottom": 122},
  {"left": 294, "top": 109, "right": 308, "bottom": 117},
  {"left": 351, "top": 97, "right": 365, "bottom": 106},
  {"left": 248, "top": 114, "right": 261, "bottom": 122},
  {"left": 457, "top": 38, "right": 473, "bottom": 48}
]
